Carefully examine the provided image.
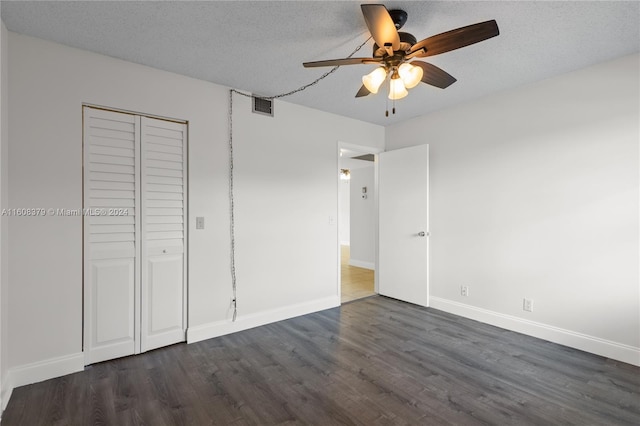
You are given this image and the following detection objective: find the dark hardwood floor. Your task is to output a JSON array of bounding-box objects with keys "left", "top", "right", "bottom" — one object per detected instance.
[{"left": 3, "top": 296, "right": 639, "bottom": 425}]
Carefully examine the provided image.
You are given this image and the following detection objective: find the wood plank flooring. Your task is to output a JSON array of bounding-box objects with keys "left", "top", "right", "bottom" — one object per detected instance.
[
  {"left": 3, "top": 296, "right": 639, "bottom": 425},
  {"left": 341, "top": 245, "right": 375, "bottom": 303}
]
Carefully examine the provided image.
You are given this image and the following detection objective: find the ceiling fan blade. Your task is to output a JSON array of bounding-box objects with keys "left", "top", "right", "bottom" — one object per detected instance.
[
  {"left": 303, "top": 57, "right": 382, "bottom": 68},
  {"left": 361, "top": 4, "right": 400, "bottom": 52},
  {"left": 409, "top": 20, "right": 499, "bottom": 58},
  {"left": 411, "top": 61, "right": 457, "bottom": 89},
  {"left": 355, "top": 85, "right": 371, "bottom": 98}
]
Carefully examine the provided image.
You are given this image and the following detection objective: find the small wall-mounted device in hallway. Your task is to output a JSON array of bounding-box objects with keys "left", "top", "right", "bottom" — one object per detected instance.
[
  {"left": 196, "top": 217, "right": 205, "bottom": 229},
  {"left": 362, "top": 186, "right": 368, "bottom": 199},
  {"left": 523, "top": 298, "right": 534, "bottom": 312},
  {"left": 460, "top": 285, "right": 469, "bottom": 297}
]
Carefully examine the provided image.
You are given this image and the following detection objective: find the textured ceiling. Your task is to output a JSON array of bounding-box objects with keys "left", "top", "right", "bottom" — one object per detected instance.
[{"left": 2, "top": 1, "right": 639, "bottom": 126}]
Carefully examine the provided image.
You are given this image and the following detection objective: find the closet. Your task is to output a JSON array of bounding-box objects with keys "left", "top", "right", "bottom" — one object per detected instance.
[{"left": 83, "top": 106, "right": 187, "bottom": 365}]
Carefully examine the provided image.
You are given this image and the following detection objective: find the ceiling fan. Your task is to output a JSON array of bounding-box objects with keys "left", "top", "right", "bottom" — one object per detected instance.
[{"left": 303, "top": 4, "right": 499, "bottom": 112}]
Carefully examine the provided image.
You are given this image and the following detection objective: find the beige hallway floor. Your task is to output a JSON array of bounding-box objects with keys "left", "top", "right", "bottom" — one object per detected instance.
[{"left": 341, "top": 245, "right": 375, "bottom": 303}]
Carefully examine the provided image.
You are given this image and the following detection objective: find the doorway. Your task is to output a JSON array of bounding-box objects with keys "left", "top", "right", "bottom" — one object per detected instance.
[{"left": 338, "top": 143, "right": 379, "bottom": 303}]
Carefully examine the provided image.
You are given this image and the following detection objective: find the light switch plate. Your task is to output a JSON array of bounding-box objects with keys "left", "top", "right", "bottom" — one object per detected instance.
[{"left": 196, "top": 217, "right": 205, "bottom": 229}]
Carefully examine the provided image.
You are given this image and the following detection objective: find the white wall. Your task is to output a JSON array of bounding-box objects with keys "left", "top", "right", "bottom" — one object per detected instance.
[
  {"left": 6, "top": 32, "right": 384, "bottom": 393},
  {"left": 0, "top": 20, "right": 8, "bottom": 410},
  {"left": 338, "top": 179, "right": 350, "bottom": 245},
  {"left": 227, "top": 96, "right": 383, "bottom": 317},
  {"left": 386, "top": 54, "right": 640, "bottom": 365},
  {"left": 349, "top": 166, "right": 376, "bottom": 269}
]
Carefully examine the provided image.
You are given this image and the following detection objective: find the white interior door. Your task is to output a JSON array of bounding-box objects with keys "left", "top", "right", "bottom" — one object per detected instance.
[
  {"left": 84, "top": 107, "right": 186, "bottom": 364},
  {"left": 378, "top": 144, "right": 429, "bottom": 307},
  {"left": 140, "top": 117, "right": 187, "bottom": 352},
  {"left": 83, "top": 107, "right": 141, "bottom": 364}
]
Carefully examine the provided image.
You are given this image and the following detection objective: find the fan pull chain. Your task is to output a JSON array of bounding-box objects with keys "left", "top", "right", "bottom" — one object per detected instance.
[
  {"left": 226, "top": 35, "right": 371, "bottom": 321},
  {"left": 385, "top": 78, "right": 390, "bottom": 117}
]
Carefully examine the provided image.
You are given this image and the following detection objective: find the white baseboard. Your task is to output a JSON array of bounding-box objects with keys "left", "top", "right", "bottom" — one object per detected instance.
[
  {"left": 348, "top": 259, "right": 375, "bottom": 270},
  {"left": 430, "top": 297, "right": 640, "bottom": 367},
  {"left": 187, "top": 295, "right": 340, "bottom": 344},
  {"left": 1, "top": 374, "right": 11, "bottom": 412},
  {"left": 2, "top": 352, "right": 84, "bottom": 411}
]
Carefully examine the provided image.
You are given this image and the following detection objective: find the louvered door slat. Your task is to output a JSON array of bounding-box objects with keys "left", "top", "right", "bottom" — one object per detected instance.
[
  {"left": 90, "top": 145, "right": 135, "bottom": 157},
  {"left": 145, "top": 216, "right": 183, "bottom": 224},
  {"left": 90, "top": 181, "right": 135, "bottom": 191},
  {"left": 146, "top": 175, "right": 183, "bottom": 185},
  {"left": 146, "top": 159, "right": 183, "bottom": 171},
  {"left": 90, "top": 165, "right": 136, "bottom": 176},
  {"left": 90, "top": 155, "right": 135, "bottom": 167},
  {"left": 146, "top": 167, "right": 183, "bottom": 178},
  {"left": 146, "top": 184, "right": 183, "bottom": 193},
  {"left": 90, "top": 136, "right": 136, "bottom": 150},
  {"left": 89, "top": 199, "right": 135, "bottom": 208},
  {"left": 89, "top": 126, "right": 136, "bottom": 141}
]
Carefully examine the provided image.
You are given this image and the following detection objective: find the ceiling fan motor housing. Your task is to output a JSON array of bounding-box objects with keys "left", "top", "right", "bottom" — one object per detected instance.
[
  {"left": 388, "top": 9, "right": 408, "bottom": 29},
  {"left": 373, "top": 32, "right": 417, "bottom": 57}
]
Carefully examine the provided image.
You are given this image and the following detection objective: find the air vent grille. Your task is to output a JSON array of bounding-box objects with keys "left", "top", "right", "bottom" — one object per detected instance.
[
  {"left": 353, "top": 154, "right": 375, "bottom": 162},
  {"left": 252, "top": 96, "right": 274, "bottom": 117}
]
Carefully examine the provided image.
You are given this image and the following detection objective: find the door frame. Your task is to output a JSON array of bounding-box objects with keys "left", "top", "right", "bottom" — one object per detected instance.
[{"left": 336, "top": 141, "right": 383, "bottom": 302}]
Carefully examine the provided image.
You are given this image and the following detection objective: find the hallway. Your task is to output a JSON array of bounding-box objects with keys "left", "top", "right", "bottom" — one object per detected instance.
[{"left": 340, "top": 245, "right": 375, "bottom": 303}]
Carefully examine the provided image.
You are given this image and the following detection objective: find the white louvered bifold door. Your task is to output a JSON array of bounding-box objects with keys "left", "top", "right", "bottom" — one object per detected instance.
[
  {"left": 84, "top": 107, "right": 186, "bottom": 365},
  {"left": 140, "top": 117, "right": 186, "bottom": 352},
  {"left": 83, "top": 107, "right": 141, "bottom": 365}
]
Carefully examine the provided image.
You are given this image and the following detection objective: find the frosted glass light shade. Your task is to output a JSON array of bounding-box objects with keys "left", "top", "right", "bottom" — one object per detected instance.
[
  {"left": 398, "top": 63, "right": 423, "bottom": 89},
  {"left": 362, "top": 67, "right": 387, "bottom": 94},
  {"left": 388, "top": 77, "right": 408, "bottom": 100}
]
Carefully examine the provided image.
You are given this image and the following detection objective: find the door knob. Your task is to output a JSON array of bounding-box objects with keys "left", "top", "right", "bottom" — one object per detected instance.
[{"left": 418, "top": 231, "right": 426, "bottom": 237}]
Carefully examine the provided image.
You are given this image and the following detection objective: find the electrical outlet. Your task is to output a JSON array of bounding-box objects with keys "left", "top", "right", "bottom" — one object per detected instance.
[
  {"left": 523, "top": 298, "right": 533, "bottom": 312},
  {"left": 460, "top": 286, "right": 469, "bottom": 297}
]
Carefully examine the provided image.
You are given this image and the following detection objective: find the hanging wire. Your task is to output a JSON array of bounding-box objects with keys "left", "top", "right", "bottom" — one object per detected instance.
[
  {"left": 230, "top": 35, "right": 372, "bottom": 101},
  {"left": 227, "top": 35, "right": 372, "bottom": 321},
  {"left": 228, "top": 89, "right": 238, "bottom": 321}
]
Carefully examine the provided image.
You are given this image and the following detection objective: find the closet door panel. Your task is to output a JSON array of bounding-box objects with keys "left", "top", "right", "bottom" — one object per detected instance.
[
  {"left": 90, "top": 259, "right": 135, "bottom": 361},
  {"left": 83, "top": 107, "right": 141, "bottom": 365},
  {"left": 140, "top": 117, "right": 187, "bottom": 352}
]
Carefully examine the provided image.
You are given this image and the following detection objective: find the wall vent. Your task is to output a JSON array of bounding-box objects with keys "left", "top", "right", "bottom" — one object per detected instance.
[
  {"left": 353, "top": 154, "right": 375, "bottom": 162},
  {"left": 252, "top": 95, "right": 274, "bottom": 117}
]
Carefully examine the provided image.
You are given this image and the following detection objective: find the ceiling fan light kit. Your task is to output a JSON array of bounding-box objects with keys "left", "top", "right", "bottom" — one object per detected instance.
[
  {"left": 389, "top": 70, "right": 408, "bottom": 100},
  {"left": 398, "top": 63, "right": 423, "bottom": 89},
  {"left": 303, "top": 4, "right": 500, "bottom": 116},
  {"left": 362, "top": 67, "right": 387, "bottom": 94}
]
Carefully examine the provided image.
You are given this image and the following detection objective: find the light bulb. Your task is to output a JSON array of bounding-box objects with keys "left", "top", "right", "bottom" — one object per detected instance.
[
  {"left": 398, "top": 63, "right": 423, "bottom": 89},
  {"left": 388, "top": 76, "right": 408, "bottom": 100},
  {"left": 362, "top": 67, "right": 387, "bottom": 94}
]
